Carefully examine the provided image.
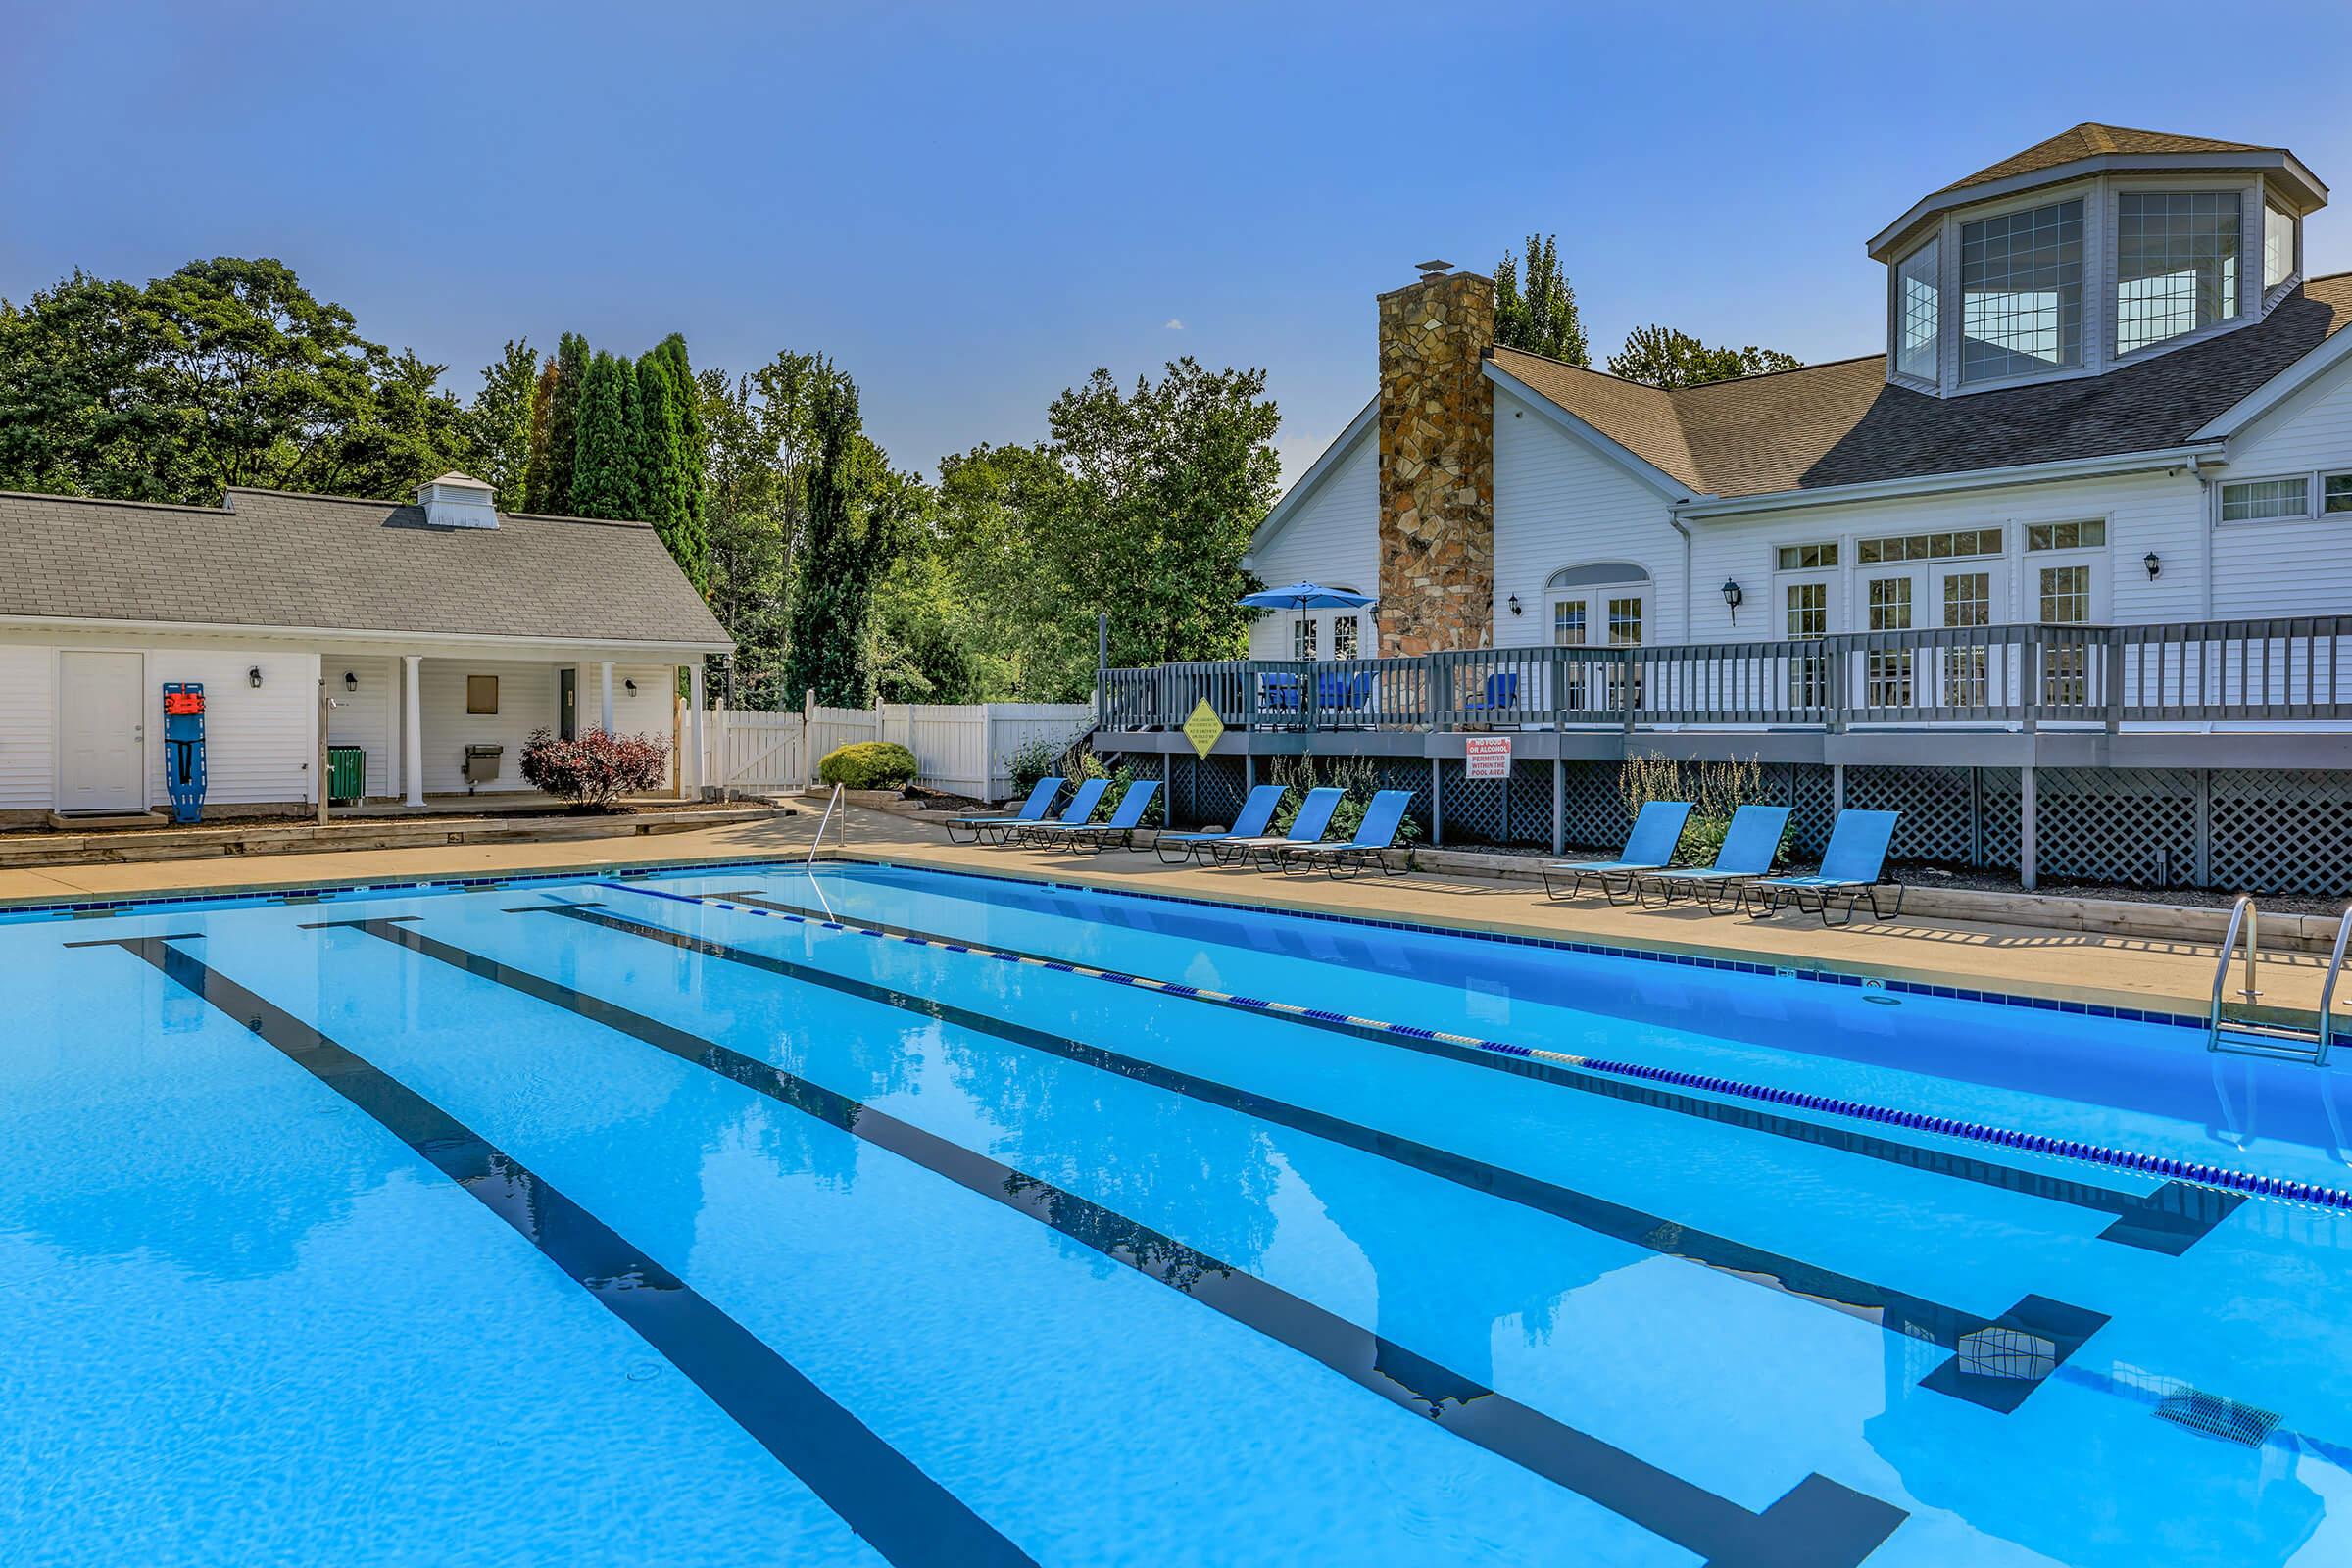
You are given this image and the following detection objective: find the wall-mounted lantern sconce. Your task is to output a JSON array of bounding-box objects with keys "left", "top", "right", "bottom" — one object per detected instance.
[
  {"left": 1721, "top": 579, "right": 1743, "bottom": 622},
  {"left": 2143, "top": 552, "right": 2162, "bottom": 580},
  {"left": 343, "top": 671, "right": 359, "bottom": 692},
  {"left": 247, "top": 666, "right": 264, "bottom": 689},
  {"left": 624, "top": 678, "right": 638, "bottom": 693},
  {"left": 1506, "top": 594, "right": 1522, "bottom": 616}
]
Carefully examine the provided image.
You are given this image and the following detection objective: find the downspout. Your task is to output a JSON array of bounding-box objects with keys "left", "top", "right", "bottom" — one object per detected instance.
[
  {"left": 2188, "top": 453, "right": 2218, "bottom": 735},
  {"left": 1668, "top": 508, "right": 1693, "bottom": 641}
]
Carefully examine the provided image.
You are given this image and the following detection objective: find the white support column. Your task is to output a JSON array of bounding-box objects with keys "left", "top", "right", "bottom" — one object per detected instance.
[
  {"left": 688, "top": 662, "right": 708, "bottom": 797},
  {"left": 402, "top": 655, "right": 424, "bottom": 808},
  {"left": 599, "top": 661, "right": 615, "bottom": 735}
]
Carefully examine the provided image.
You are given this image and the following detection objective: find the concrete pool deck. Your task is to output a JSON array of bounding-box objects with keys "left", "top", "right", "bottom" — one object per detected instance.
[{"left": 0, "top": 803, "right": 2333, "bottom": 1022}]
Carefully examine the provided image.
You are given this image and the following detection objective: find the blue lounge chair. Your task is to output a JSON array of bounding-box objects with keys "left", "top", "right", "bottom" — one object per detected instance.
[
  {"left": 1030, "top": 779, "right": 1159, "bottom": 854},
  {"left": 1635, "top": 804, "right": 1792, "bottom": 913},
  {"left": 1279, "top": 789, "right": 1413, "bottom": 878},
  {"left": 945, "top": 777, "right": 1063, "bottom": 845},
  {"left": 1218, "top": 786, "right": 1344, "bottom": 869},
  {"left": 1461, "top": 671, "right": 1519, "bottom": 717},
  {"left": 1744, "top": 809, "right": 1904, "bottom": 925},
  {"left": 1542, "top": 801, "right": 1694, "bottom": 903},
  {"left": 1155, "top": 782, "right": 1286, "bottom": 865},
  {"left": 1007, "top": 776, "right": 1107, "bottom": 846}
]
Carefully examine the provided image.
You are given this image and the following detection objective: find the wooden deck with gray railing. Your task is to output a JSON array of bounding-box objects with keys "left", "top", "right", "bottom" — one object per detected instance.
[{"left": 1100, "top": 617, "right": 2352, "bottom": 745}]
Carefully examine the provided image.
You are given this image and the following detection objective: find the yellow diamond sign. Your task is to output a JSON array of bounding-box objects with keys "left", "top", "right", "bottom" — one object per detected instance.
[{"left": 1182, "top": 698, "right": 1225, "bottom": 759}]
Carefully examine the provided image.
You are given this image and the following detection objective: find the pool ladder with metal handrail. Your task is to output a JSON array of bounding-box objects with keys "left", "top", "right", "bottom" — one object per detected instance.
[
  {"left": 806, "top": 782, "right": 845, "bottom": 868},
  {"left": 2207, "top": 895, "right": 2352, "bottom": 1064}
]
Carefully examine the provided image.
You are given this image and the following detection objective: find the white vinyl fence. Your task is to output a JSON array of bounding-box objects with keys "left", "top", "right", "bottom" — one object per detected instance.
[{"left": 703, "top": 699, "right": 1091, "bottom": 801}]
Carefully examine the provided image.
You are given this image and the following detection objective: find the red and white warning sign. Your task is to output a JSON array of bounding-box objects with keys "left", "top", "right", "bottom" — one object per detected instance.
[{"left": 1463, "top": 735, "right": 1512, "bottom": 779}]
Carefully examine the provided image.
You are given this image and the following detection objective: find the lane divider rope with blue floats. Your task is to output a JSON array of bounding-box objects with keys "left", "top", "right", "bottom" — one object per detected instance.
[{"left": 607, "top": 879, "right": 2352, "bottom": 1218}]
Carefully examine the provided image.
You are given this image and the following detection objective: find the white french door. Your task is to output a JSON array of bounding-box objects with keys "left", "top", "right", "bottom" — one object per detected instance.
[
  {"left": 1550, "top": 587, "right": 1648, "bottom": 714},
  {"left": 1934, "top": 564, "right": 2004, "bottom": 709}
]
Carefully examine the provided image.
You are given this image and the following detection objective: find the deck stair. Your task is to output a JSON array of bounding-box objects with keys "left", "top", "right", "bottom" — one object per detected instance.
[{"left": 2208, "top": 897, "right": 2351, "bottom": 1064}]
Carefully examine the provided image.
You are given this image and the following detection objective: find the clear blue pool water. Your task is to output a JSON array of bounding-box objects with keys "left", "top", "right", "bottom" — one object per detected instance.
[{"left": 4, "top": 858, "right": 2349, "bottom": 1566}]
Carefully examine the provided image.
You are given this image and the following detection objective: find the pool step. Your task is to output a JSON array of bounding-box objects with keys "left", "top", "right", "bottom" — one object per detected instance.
[{"left": 2205, "top": 898, "right": 2348, "bottom": 1066}]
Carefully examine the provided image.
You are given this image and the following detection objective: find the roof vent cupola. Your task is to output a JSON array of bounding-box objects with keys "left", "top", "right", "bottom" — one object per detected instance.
[{"left": 416, "top": 471, "right": 499, "bottom": 529}]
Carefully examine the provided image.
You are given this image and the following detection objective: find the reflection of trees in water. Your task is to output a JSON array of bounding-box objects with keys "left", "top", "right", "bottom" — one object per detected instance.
[
  {"left": 934, "top": 1027, "right": 1282, "bottom": 1277},
  {"left": 1001, "top": 1171, "right": 1233, "bottom": 1295}
]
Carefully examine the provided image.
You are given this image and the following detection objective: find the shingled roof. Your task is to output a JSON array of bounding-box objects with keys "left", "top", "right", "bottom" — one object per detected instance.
[
  {"left": 0, "top": 486, "right": 731, "bottom": 647},
  {"left": 1491, "top": 273, "right": 2352, "bottom": 501},
  {"left": 1939, "top": 122, "right": 2279, "bottom": 194}
]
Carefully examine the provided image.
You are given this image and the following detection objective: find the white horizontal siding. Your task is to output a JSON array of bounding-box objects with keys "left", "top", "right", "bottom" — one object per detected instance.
[
  {"left": 419, "top": 660, "right": 559, "bottom": 794},
  {"left": 1249, "top": 429, "right": 1379, "bottom": 659},
  {"left": 2210, "top": 353, "right": 2352, "bottom": 618},
  {"left": 325, "top": 656, "right": 396, "bottom": 798},
  {"left": 0, "top": 646, "right": 56, "bottom": 808},
  {"left": 1492, "top": 387, "right": 1686, "bottom": 645},
  {"left": 146, "top": 650, "right": 316, "bottom": 807}
]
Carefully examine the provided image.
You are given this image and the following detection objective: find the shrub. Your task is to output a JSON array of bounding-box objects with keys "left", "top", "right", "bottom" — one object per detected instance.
[
  {"left": 1007, "top": 729, "right": 1089, "bottom": 797},
  {"left": 1264, "top": 754, "right": 1420, "bottom": 846},
  {"left": 1102, "top": 762, "right": 1166, "bottom": 828},
  {"left": 1618, "top": 752, "right": 1787, "bottom": 866},
  {"left": 519, "top": 728, "right": 669, "bottom": 812},
  {"left": 819, "top": 741, "right": 919, "bottom": 791}
]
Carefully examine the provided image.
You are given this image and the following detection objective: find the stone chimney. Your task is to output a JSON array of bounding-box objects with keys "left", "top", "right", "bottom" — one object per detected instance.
[{"left": 1376, "top": 262, "right": 1495, "bottom": 655}]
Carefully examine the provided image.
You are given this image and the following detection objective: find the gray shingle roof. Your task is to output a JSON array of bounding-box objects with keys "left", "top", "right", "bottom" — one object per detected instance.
[
  {"left": 0, "top": 486, "right": 732, "bottom": 648},
  {"left": 1493, "top": 274, "right": 2352, "bottom": 500}
]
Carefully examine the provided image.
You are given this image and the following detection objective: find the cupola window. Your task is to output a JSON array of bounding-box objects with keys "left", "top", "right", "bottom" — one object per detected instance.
[
  {"left": 2265, "top": 201, "right": 2298, "bottom": 290},
  {"left": 1895, "top": 238, "right": 1939, "bottom": 381},
  {"left": 2115, "top": 191, "right": 2240, "bottom": 355},
  {"left": 1960, "top": 199, "right": 2082, "bottom": 383}
]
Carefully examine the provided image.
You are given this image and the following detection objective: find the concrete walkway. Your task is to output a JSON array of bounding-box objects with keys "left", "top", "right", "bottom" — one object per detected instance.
[{"left": 0, "top": 804, "right": 2326, "bottom": 1019}]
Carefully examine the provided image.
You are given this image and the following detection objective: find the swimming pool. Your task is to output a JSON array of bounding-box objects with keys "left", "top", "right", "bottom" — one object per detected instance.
[{"left": 4, "top": 858, "right": 2348, "bottom": 1566}]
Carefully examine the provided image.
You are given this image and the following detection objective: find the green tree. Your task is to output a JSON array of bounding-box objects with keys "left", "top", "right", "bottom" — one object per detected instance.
[
  {"left": 569, "top": 348, "right": 645, "bottom": 519},
  {"left": 1035, "top": 357, "right": 1279, "bottom": 673},
  {"left": 332, "top": 347, "right": 477, "bottom": 499},
  {"left": 1493, "top": 233, "right": 1588, "bottom": 365},
  {"left": 1606, "top": 325, "right": 1802, "bottom": 388},
  {"left": 634, "top": 334, "right": 708, "bottom": 587},
  {"left": 0, "top": 270, "right": 191, "bottom": 501},
  {"left": 781, "top": 370, "right": 913, "bottom": 708},
  {"left": 467, "top": 338, "right": 538, "bottom": 509},
  {"left": 529, "top": 331, "right": 589, "bottom": 514},
  {"left": 932, "top": 440, "right": 1084, "bottom": 697},
  {"left": 519, "top": 360, "right": 559, "bottom": 512}
]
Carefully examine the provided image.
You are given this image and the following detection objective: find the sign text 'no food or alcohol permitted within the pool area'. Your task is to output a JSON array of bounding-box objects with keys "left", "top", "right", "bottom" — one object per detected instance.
[{"left": 1464, "top": 735, "right": 1511, "bottom": 779}]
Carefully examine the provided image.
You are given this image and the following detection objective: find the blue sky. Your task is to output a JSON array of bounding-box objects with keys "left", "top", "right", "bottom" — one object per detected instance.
[{"left": 7, "top": 0, "right": 2351, "bottom": 490}]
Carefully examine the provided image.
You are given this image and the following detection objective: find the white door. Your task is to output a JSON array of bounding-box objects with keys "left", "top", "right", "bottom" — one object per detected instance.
[{"left": 58, "top": 652, "right": 146, "bottom": 812}]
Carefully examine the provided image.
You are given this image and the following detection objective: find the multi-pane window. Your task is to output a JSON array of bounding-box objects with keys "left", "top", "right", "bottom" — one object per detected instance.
[
  {"left": 2326, "top": 474, "right": 2352, "bottom": 515},
  {"left": 1293, "top": 618, "right": 1317, "bottom": 661},
  {"left": 2039, "top": 564, "right": 2092, "bottom": 705},
  {"left": 1896, "top": 238, "right": 1939, "bottom": 381},
  {"left": 1606, "top": 597, "right": 1642, "bottom": 646},
  {"left": 1856, "top": 527, "right": 2002, "bottom": 564},
  {"left": 1332, "top": 615, "right": 1360, "bottom": 660},
  {"left": 1942, "top": 571, "right": 1992, "bottom": 708},
  {"left": 1865, "top": 576, "right": 1914, "bottom": 708},
  {"left": 1961, "top": 199, "right": 2083, "bottom": 382},
  {"left": 1786, "top": 582, "right": 1828, "bottom": 709},
  {"left": 1776, "top": 542, "right": 1838, "bottom": 570},
  {"left": 2220, "top": 477, "right": 2312, "bottom": 523},
  {"left": 1552, "top": 602, "right": 1587, "bottom": 646},
  {"left": 2025, "top": 519, "right": 2106, "bottom": 551},
  {"left": 2115, "top": 192, "right": 2240, "bottom": 355},
  {"left": 2266, "top": 202, "right": 2298, "bottom": 291}
]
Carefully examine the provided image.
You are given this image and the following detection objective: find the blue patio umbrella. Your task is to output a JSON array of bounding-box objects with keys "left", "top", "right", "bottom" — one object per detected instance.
[{"left": 1238, "top": 581, "right": 1377, "bottom": 659}]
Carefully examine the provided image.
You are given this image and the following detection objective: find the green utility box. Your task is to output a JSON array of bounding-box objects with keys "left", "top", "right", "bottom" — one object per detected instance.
[{"left": 327, "top": 747, "right": 367, "bottom": 807}]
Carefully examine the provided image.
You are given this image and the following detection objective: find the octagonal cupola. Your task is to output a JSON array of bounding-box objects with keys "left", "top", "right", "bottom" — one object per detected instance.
[{"left": 1869, "top": 122, "right": 2328, "bottom": 396}]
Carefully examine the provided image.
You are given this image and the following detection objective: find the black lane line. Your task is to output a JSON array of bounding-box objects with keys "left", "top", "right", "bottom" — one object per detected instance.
[
  {"left": 330, "top": 913, "right": 1908, "bottom": 1568},
  {"left": 692, "top": 885, "right": 2238, "bottom": 1255},
  {"left": 525, "top": 899, "right": 2105, "bottom": 1417},
  {"left": 92, "top": 935, "right": 1034, "bottom": 1568}
]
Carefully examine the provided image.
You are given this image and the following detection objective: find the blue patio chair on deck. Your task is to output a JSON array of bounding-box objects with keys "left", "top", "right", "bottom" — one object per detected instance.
[
  {"left": 1743, "top": 809, "right": 1905, "bottom": 925},
  {"left": 1219, "top": 786, "right": 1344, "bottom": 869},
  {"left": 1258, "top": 673, "right": 1301, "bottom": 715},
  {"left": 1155, "top": 782, "right": 1286, "bottom": 865},
  {"left": 1030, "top": 779, "right": 1160, "bottom": 855},
  {"left": 1542, "top": 801, "right": 1693, "bottom": 904},
  {"left": 1460, "top": 671, "right": 1519, "bottom": 718},
  {"left": 1279, "top": 789, "right": 1413, "bottom": 879},
  {"left": 1007, "top": 776, "right": 1107, "bottom": 846},
  {"left": 1634, "top": 804, "right": 1792, "bottom": 913},
  {"left": 945, "top": 776, "right": 1062, "bottom": 845}
]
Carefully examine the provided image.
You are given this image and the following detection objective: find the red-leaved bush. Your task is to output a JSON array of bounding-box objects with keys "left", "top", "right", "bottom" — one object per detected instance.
[{"left": 519, "top": 728, "right": 669, "bottom": 811}]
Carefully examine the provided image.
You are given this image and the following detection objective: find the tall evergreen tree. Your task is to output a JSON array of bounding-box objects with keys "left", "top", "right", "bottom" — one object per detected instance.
[
  {"left": 634, "top": 334, "right": 708, "bottom": 587},
  {"left": 1493, "top": 233, "right": 1589, "bottom": 365},
  {"left": 782, "top": 369, "right": 905, "bottom": 708},
  {"left": 520, "top": 359, "right": 559, "bottom": 512},
  {"left": 532, "top": 331, "right": 589, "bottom": 514},
  {"left": 467, "top": 338, "right": 537, "bottom": 509},
  {"left": 569, "top": 349, "right": 645, "bottom": 519}
]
